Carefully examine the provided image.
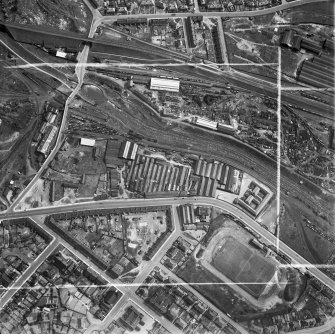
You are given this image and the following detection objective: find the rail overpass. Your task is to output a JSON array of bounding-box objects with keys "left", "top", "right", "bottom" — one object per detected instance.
[{"left": 0, "top": 22, "right": 190, "bottom": 62}]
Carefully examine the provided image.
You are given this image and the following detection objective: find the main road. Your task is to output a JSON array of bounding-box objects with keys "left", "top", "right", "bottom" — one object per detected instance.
[
  {"left": 7, "top": 26, "right": 93, "bottom": 212},
  {"left": 0, "top": 196, "right": 334, "bottom": 292},
  {"left": 0, "top": 239, "right": 59, "bottom": 309},
  {"left": 82, "top": 204, "right": 247, "bottom": 334},
  {"left": 92, "top": 0, "right": 329, "bottom": 29}
]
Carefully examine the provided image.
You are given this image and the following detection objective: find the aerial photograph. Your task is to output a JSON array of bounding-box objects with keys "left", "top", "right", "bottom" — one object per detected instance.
[{"left": 0, "top": 0, "right": 334, "bottom": 333}]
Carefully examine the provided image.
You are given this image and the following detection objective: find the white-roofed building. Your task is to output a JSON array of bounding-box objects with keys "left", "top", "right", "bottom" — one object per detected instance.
[
  {"left": 80, "top": 138, "right": 96, "bottom": 147},
  {"left": 150, "top": 78, "right": 180, "bottom": 92},
  {"left": 119, "top": 141, "right": 138, "bottom": 160},
  {"left": 193, "top": 117, "right": 218, "bottom": 130},
  {"left": 128, "top": 242, "right": 138, "bottom": 249},
  {"left": 37, "top": 125, "right": 58, "bottom": 156},
  {"left": 56, "top": 50, "right": 67, "bottom": 58}
]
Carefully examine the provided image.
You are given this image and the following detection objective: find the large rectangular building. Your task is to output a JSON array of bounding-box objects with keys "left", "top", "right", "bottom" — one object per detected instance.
[
  {"left": 37, "top": 125, "right": 58, "bottom": 156},
  {"left": 80, "top": 138, "right": 96, "bottom": 147},
  {"left": 118, "top": 141, "right": 138, "bottom": 160},
  {"left": 150, "top": 78, "right": 180, "bottom": 93},
  {"left": 193, "top": 117, "right": 218, "bottom": 130}
]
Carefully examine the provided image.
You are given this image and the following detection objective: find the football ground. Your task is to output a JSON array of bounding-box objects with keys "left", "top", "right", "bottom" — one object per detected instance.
[{"left": 211, "top": 236, "right": 276, "bottom": 298}]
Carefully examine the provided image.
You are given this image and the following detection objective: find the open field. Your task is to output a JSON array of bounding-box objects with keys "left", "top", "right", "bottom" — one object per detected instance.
[
  {"left": 280, "top": 199, "right": 335, "bottom": 264},
  {"left": 51, "top": 138, "right": 107, "bottom": 175},
  {"left": 177, "top": 258, "right": 259, "bottom": 320},
  {"left": 211, "top": 236, "right": 276, "bottom": 298}
]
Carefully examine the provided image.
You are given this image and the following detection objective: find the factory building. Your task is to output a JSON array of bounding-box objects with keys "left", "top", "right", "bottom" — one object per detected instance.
[
  {"left": 126, "top": 154, "right": 190, "bottom": 194},
  {"left": 56, "top": 50, "right": 67, "bottom": 58},
  {"left": 323, "top": 39, "right": 335, "bottom": 52},
  {"left": 300, "top": 39, "right": 323, "bottom": 55},
  {"left": 118, "top": 141, "right": 138, "bottom": 160},
  {"left": 46, "top": 112, "right": 57, "bottom": 124},
  {"left": 185, "top": 17, "right": 197, "bottom": 48},
  {"left": 196, "top": 177, "right": 218, "bottom": 197},
  {"left": 177, "top": 204, "right": 195, "bottom": 226},
  {"left": 236, "top": 181, "right": 270, "bottom": 216},
  {"left": 280, "top": 30, "right": 295, "bottom": 48},
  {"left": 298, "top": 54, "right": 334, "bottom": 88},
  {"left": 212, "top": 26, "right": 223, "bottom": 63},
  {"left": 291, "top": 35, "right": 302, "bottom": 51},
  {"left": 37, "top": 125, "right": 58, "bottom": 156},
  {"left": 217, "top": 123, "right": 235, "bottom": 135},
  {"left": 218, "top": 166, "right": 242, "bottom": 194},
  {"left": 193, "top": 158, "right": 243, "bottom": 196},
  {"left": 281, "top": 30, "right": 325, "bottom": 55},
  {"left": 195, "top": 159, "right": 224, "bottom": 180},
  {"left": 192, "top": 117, "right": 218, "bottom": 130},
  {"left": 149, "top": 19, "right": 169, "bottom": 26},
  {"left": 116, "top": 18, "right": 147, "bottom": 25},
  {"left": 150, "top": 78, "right": 180, "bottom": 93},
  {"left": 80, "top": 138, "right": 96, "bottom": 147}
]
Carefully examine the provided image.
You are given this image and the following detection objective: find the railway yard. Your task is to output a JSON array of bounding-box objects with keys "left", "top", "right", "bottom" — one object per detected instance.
[{"left": 0, "top": 0, "right": 334, "bottom": 334}]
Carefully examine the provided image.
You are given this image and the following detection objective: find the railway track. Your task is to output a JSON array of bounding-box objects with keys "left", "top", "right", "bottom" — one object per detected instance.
[{"left": 90, "top": 85, "right": 333, "bottom": 217}]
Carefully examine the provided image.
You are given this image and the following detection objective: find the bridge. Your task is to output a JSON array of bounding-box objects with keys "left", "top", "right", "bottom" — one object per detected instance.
[{"left": 0, "top": 22, "right": 190, "bottom": 62}]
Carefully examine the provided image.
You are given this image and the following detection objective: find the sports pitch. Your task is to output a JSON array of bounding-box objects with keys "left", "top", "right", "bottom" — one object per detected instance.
[{"left": 211, "top": 236, "right": 276, "bottom": 298}]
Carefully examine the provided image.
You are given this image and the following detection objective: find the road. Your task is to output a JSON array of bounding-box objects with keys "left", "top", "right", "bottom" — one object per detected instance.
[
  {"left": 0, "top": 209, "right": 331, "bottom": 334},
  {"left": 1, "top": 196, "right": 334, "bottom": 293},
  {"left": 8, "top": 31, "right": 91, "bottom": 212},
  {"left": 193, "top": 65, "right": 334, "bottom": 118},
  {"left": 0, "top": 239, "right": 59, "bottom": 309},
  {"left": 0, "top": 1, "right": 333, "bottom": 331},
  {"left": 32, "top": 209, "right": 219, "bottom": 334},
  {"left": 216, "top": 18, "right": 230, "bottom": 67},
  {"left": 94, "top": 0, "right": 327, "bottom": 24}
]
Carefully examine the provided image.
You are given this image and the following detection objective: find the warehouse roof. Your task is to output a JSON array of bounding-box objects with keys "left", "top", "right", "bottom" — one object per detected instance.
[
  {"left": 150, "top": 78, "right": 180, "bottom": 92},
  {"left": 80, "top": 138, "right": 96, "bottom": 147},
  {"left": 119, "top": 141, "right": 138, "bottom": 160}
]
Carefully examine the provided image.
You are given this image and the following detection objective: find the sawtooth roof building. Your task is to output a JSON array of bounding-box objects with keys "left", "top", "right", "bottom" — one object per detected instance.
[{"left": 118, "top": 141, "right": 138, "bottom": 160}]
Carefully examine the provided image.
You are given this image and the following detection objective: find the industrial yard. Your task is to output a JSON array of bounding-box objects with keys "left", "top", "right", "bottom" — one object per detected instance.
[{"left": 0, "top": 1, "right": 334, "bottom": 334}]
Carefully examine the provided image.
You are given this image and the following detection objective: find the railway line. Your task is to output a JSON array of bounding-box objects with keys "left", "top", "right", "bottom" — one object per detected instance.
[
  {"left": 0, "top": 32, "right": 69, "bottom": 84},
  {"left": 2, "top": 21, "right": 334, "bottom": 119},
  {"left": 1, "top": 8, "right": 334, "bottom": 272},
  {"left": 87, "top": 80, "right": 333, "bottom": 219}
]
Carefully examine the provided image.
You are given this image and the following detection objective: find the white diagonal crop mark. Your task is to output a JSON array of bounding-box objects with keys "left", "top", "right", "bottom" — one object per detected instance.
[
  {"left": 1, "top": 281, "right": 287, "bottom": 292},
  {"left": 276, "top": 46, "right": 282, "bottom": 253},
  {"left": 6, "top": 61, "right": 279, "bottom": 70}
]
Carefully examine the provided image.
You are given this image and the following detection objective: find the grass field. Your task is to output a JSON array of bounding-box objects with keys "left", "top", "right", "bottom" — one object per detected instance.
[
  {"left": 211, "top": 237, "right": 276, "bottom": 298},
  {"left": 176, "top": 258, "right": 258, "bottom": 320}
]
